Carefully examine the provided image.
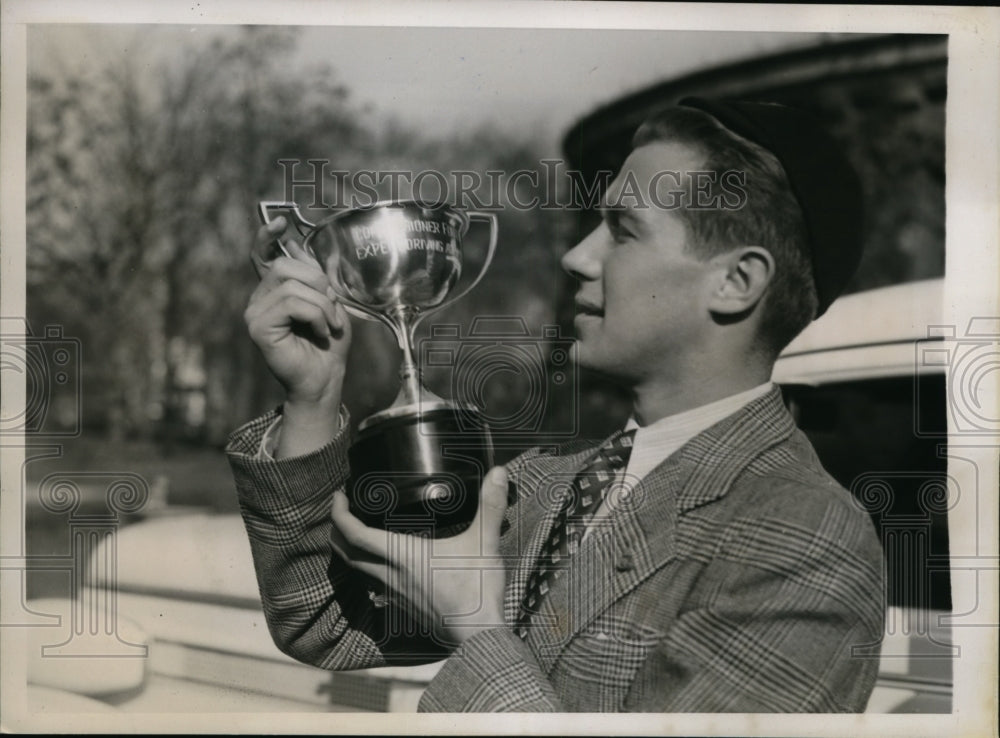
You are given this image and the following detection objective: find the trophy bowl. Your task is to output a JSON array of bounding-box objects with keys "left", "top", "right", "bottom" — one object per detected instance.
[{"left": 256, "top": 200, "right": 498, "bottom": 537}]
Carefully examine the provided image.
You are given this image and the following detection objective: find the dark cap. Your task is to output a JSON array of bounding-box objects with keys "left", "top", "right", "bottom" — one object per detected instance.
[{"left": 679, "top": 96, "right": 864, "bottom": 317}]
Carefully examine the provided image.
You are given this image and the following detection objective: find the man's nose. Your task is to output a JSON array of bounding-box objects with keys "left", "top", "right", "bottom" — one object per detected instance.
[{"left": 561, "top": 223, "right": 606, "bottom": 281}]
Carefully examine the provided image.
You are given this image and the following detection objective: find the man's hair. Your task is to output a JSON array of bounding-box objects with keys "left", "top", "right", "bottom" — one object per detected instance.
[{"left": 633, "top": 106, "right": 819, "bottom": 358}]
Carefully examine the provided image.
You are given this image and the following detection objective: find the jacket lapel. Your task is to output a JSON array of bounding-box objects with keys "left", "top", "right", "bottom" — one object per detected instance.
[
  {"left": 532, "top": 386, "right": 797, "bottom": 665},
  {"left": 671, "top": 386, "right": 795, "bottom": 514},
  {"left": 500, "top": 445, "right": 596, "bottom": 625},
  {"left": 542, "top": 458, "right": 682, "bottom": 657}
]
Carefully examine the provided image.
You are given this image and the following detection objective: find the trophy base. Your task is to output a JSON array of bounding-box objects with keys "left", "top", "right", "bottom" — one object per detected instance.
[{"left": 347, "top": 405, "right": 494, "bottom": 538}]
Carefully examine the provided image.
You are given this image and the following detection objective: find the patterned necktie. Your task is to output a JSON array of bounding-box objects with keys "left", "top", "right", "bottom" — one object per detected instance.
[{"left": 516, "top": 429, "right": 637, "bottom": 636}]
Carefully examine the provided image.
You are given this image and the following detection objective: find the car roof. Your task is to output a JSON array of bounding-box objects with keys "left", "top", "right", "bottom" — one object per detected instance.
[{"left": 773, "top": 278, "right": 944, "bottom": 386}]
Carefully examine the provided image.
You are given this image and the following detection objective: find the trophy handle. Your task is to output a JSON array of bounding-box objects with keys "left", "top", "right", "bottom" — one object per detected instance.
[
  {"left": 253, "top": 201, "right": 318, "bottom": 278},
  {"left": 409, "top": 211, "right": 498, "bottom": 337},
  {"left": 255, "top": 201, "right": 391, "bottom": 328},
  {"left": 258, "top": 201, "right": 317, "bottom": 236}
]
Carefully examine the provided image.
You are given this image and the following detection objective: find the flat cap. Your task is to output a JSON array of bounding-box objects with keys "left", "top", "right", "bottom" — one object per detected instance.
[{"left": 679, "top": 96, "right": 864, "bottom": 317}]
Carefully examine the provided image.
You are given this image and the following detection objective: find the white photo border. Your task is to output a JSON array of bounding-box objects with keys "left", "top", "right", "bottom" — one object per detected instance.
[{"left": 1, "top": 1, "right": 997, "bottom": 735}]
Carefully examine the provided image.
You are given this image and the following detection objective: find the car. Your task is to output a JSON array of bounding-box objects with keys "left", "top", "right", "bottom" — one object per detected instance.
[{"left": 24, "top": 278, "right": 952, "bottom": 713}]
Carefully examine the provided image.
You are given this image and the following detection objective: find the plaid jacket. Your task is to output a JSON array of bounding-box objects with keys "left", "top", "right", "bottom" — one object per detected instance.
[{"left": 226, "top": 386, "right": 884, "bottom": 712}]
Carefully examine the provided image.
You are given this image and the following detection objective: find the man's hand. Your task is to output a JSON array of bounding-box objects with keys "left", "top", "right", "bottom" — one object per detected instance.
[
  {"left": 330, "top": 467, "right": 510, "bottom": 647},
  {"left": 244, "top": 218, "right": 352, "bottom": 456}
]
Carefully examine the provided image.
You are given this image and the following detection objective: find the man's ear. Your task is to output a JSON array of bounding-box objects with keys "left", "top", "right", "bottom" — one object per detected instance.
[{"left": 708, "top": 246, "right": 775, "bottom": 316}]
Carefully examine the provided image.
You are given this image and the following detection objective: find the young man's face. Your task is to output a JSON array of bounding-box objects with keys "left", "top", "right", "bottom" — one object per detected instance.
[{"left": 561, "top": 141, "right": 720, "bottom": 385}]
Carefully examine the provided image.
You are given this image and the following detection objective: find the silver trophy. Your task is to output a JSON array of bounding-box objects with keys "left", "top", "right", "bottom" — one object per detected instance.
[{"left": 256, "top": 200, "right": 497, "bottom": 537}]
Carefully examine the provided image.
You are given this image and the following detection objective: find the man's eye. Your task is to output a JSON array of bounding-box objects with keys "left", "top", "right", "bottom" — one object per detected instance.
[{"left": 611, "top": 224, "right": 634, "bottom": 243}]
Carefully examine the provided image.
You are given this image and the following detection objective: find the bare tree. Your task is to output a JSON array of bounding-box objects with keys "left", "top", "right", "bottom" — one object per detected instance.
[{"left": 27, "top": 26, "right": 562, "bottom": 450}]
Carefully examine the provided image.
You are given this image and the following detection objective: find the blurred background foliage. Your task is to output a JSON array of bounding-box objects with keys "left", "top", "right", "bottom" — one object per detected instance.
[{"left": 27, "top": 27, "right": 567, "bottom": 469}]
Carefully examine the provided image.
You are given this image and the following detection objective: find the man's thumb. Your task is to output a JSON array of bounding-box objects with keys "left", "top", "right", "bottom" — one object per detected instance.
[{"left": 480, "top": 466, "right": 508, "bottom": 532}]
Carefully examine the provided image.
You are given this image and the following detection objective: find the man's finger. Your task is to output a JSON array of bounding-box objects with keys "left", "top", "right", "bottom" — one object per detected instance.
[
  {"left": 477, "top": 466, "right": 509, "bottom": 549},
  {"left": 284, "top": 237, "right": 317, "bottom": 266},
  {"left": 331, "top": 490, "right": 391, "bottom": 558},
  {"left": 251, "top": 217, "right": 290, "bottom": 279},
  {"left": 276, "top": 295, "right": 331, "bottom": 341},
  {"left": 254, "top": 259, "right": 343, "bottom": 334},
  {"left": 266, "top": 255, "right": 331, "bottom": 293},
  {"left": 251, "top": 216, "right": 320, "bottom": 276},
  {"left": 329, "top": 529, "right": 390, "bottom": 582},
  {"left": 274, "top": 279, "right": 342, "bottom": 335}
]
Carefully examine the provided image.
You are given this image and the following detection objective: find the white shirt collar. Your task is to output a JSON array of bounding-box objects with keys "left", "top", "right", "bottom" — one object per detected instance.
[{"left": 622, "top": 382, "right": 774, "bottom": 484}]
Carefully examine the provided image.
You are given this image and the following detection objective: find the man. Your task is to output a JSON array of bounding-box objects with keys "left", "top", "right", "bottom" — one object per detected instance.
[{"left": 226, "top": 98, "right": 884, "bottom": 712}]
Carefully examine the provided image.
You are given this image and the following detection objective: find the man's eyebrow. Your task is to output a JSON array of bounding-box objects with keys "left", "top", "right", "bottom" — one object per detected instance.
[{"left": 600, "top": 204, "right": 642, "bottom": 230}]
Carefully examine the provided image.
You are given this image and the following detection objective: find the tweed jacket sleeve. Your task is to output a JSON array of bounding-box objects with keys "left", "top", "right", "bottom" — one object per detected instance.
[{"left": 226, "top": 408, "right": 449, "bottom": 669}]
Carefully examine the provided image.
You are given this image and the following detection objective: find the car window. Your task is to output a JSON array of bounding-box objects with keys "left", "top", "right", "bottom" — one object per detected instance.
[{"left": 782, "top": 375, "right": 951, "bottom": 612}]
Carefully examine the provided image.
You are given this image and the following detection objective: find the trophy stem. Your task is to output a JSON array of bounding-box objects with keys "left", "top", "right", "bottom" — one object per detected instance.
[
  {"left": 398, "top": 342, "right": 423, "bottom": 406},
  {"left": 390, "top": 305, "right": 423, "bottom": 406}
]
